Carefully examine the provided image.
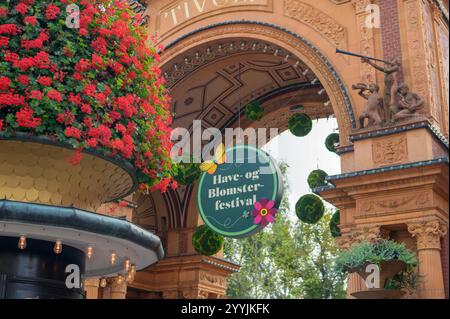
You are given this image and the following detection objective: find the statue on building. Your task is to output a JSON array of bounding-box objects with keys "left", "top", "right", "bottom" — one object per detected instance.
[
  {"left": 392, "top": 83, "right": 425, "bottom": 121},
  {"left": 352, "top": 83, "right": 383, "bottom": 128},
  {"left": 361, "top": 57, "right": 401, "bottom": 123}
]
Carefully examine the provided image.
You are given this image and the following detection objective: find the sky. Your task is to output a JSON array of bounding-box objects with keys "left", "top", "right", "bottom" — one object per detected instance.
[{"left": 262, "top": 118, "right": 341, "bottom": 211}]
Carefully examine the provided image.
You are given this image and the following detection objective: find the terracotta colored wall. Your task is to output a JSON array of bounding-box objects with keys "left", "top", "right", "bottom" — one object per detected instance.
[{"left": 379, "top": 0, "right": 404, "bottom": 80}]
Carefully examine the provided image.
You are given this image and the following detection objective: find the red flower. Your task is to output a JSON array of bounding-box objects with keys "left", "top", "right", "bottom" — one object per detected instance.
[
  {"left": 65, "top": 127, "right": 82, "bottom": 139},
  {"left": 67, "top": 149, "right": 82, "bottom": 165},
  {"left": 0, "top": 36, "right": 9, "bottom": 47},
  {"left": 17, "top": 75, "right": 29, "bottom": 85},
  {"left": 0, "top": 7, "right": 8, "bottom": 18},
  {"left": 16, "top": 107, "right": 41, "bottom": 128},
  {"left": 24, "top": 16, "right": 37, "bottom": 26},
  {"left": 0, "top": 24, "right": 20, "bottom": 35},
  {"left": 47, "top": 89, "right": 62, "bottom": 102},
  {"left": 86, "top": 138, "right": 98, "bottom": 148},
  {"left": 91, "top": 37, "right": 108, "bottom": 55},
  {"left": 37, "top": 76, "right": 52, "bottom": 86},
  {"left": 45, "top": 4, "right": 60, "bottom": 20},
  {"left": 0, "top": 119, "right": 3, "bottom": 131},
  {"left": 15, "top": 3, "right": 29, "bottom": 15},
  {"left": 56, "top": 111, "right": 75, "bottom": 125},
  {"left": 29, "top": 90, "right": 43, "bottom": 100},
  {"left": 0, "top": 76, "right": 11, "bottom": 91},
  {"left": 81, "top": 104, "right": 92, "bottom": 114}
]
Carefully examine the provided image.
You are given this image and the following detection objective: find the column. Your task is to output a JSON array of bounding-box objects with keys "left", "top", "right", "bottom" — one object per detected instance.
[
  {"left": 408, "top": 220, "right": 448, "bottom": 299},
  {"left": 109, "top": 276, "right": 128, "bottom": 299},
  {"left": 84, "top": 278, "right": 100, "bottom": 299}
]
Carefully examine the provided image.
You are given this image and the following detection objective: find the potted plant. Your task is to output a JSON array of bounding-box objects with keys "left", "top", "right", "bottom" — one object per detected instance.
[{"left": 335, "top": 240, "right": 418, "bottom": 299}]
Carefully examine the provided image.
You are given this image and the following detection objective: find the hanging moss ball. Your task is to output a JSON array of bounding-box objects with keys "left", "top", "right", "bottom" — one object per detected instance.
[
  {"left": 325, "top": 133, "right": 340, "bottom": 153},
  {"left": 288, "top": 113, "right": 313, "bottom": 137},
  {"left": 295, "top": 194, "right": 325, "bottom": 224},
  {"left": 307, "top": 169, "right": 328, "bottom": 189},
  {"left": 330, "top": 210, "right": 341, "bottom": 238},
  {"left": 192, "top": 225, "right": 225, "bottom": 256},
  {"left": 174, "top": 163, "right": 201, "bottom": 185},
  {"left": 245, "top": 102, "right": 265, "bottom": 121}
]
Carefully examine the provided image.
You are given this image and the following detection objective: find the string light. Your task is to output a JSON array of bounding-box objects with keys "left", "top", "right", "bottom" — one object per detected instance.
[
  {"left": 111, "top": 252, "right": 116, "bottom": 265},
  {"left": 125, "top": 259, "right": 131, "bottom": 272},
  {"left": 131, "top": 264, "right": 136, "bottom": 276},
  {"left": 99, "top": 278, "right": 107, "bottom": 288},
  {"left": 53, "top": 240, "right": 62, "bottom": 254},
  {"left": 117, "top": 275, "right": 124, "bottom": 285},
  {"left": 18, "top": 236, "right": 26, "bottom": 250},
  {"left": 87, "top": 246, "right": 94, "bottom": 259}
]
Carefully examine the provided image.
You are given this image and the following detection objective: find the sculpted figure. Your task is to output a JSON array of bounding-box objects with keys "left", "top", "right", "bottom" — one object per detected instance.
[
  {"left": 393, "top": 83, "right": 425, "bottom": 121},
  {"left": 353, "top": 83, "right": 383, "bottom": 128},
  {"left": 362, "top": 57, "right": 401, "bottom": 122}
]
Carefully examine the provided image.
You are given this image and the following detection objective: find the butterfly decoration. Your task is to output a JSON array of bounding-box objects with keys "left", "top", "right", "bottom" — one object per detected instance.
[{"left": 200, "top": 143, "right": 227, "bottom": 175}]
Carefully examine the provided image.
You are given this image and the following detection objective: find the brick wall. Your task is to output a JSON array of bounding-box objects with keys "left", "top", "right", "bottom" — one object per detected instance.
[
  {"left": 441, "top": 233, "right": 449, "bottom": 299},
  {"left": 379, "top": 0, "right": 404, "bottom": 80}
]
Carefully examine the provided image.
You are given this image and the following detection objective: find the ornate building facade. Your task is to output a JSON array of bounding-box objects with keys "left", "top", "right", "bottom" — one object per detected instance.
[{"left": 87, "top": 0, "right": 449, "bottom": 299}]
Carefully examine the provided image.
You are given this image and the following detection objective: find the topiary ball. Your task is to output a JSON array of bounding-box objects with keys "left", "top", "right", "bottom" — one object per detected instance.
[
  {"left": 288, "top": 113, "right": 313, "bottom": 137},
  {"left": 174, "top": 163, "right": 201, "bottom": 185},
  {"left": 330, "top": 210, "right": 341, "bottom": 238},
  {"left": 192, "top": 225, "right": 224, "bottom": 256},
  {"left": 296, "top": 194, "right": 325, "bottom": 224},
  {"left": 245, "top": 102, "right": 265, "bottom": 121},
  {"left": 325, "top": 133, "right": 340, "bottom": 153},
  {"left": 307, "top": 169, "right": 328, "bottom": 189}
]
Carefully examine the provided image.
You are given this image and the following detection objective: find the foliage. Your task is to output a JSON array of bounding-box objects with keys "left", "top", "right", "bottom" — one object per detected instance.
[
  {"left": 288, "top": 113, "right": 312, "bottom": 137},
  {"left": 329, "top": 210, "right": 341, "bottom": 238},
  {"left": 307, "top": 169, "right": 328, "bottom": 189},
  {"left": 385, "top": 269, "right": 420, "bottom": 292},
  {"left": 295, "top": 194, "right": 325, "bottom": 224},
  {"left": 325, "top": 133, "right": 340, "bottom": 153},
  {"left": 173, "top": 162, "right": 201, "bottom": 185},
  {"left": 192, "top": 225, "right": 224, "bottom": 256},
  {"left": 224, "top": 162, "right": 346, "bottom": 299},
  {"left": 244, "top": 101, "right": 264, "bottom": 121},
  {"left": 335, "top": 240, "right": 418, "bottom": 273},
  {"left": 0, "top": 0, "right": 173, "bottom": 192}
]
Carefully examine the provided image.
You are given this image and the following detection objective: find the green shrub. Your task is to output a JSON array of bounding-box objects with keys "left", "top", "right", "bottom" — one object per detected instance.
[
  {"left": 335, "top": 240, "right": 418, "bottom": 273},
  {"left": 288, "top": 113, "right": 313, "bottom": 137},
  {"left": 192, "top": 225, "right": 224, "bottom": 256},
  {"left": 330, "top": 210, "right": 341, "bottom": 238},
  {"left": 325, "top": 133, "right": 340, "bottom": 153},
  {"left": 295, "top": 194, "right": 324, "bottom": 224},
  {"left": 307, "top": 169, "right": 328, "bottom": 189},
  {"left": 245, "top": 102, "right": 265, "bottom": 121}
]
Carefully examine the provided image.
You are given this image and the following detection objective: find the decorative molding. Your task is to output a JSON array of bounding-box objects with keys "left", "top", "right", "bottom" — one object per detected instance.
[
  {"left": 408, "top": 220, "right": 448, "bottom": 250},
  {"left": 200, "top": 272, "right": 227, "bottom": 288},
  {"left": 359, "top": 191, "right": 431, "bottom": 214},
  {"left": 284, "top": 0, "right": 347, "bottom": 48},
  {"left": 372, "top": 134, "right": 408, "bottom": 167}
]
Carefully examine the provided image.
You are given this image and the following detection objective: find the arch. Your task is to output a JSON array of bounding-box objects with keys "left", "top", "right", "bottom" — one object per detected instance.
[{"left": 160, "top": 21, "right": 357, "bottom": 144}]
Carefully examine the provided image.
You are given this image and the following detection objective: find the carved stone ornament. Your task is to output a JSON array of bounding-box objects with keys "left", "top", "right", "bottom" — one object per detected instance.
[
  {"left": 372, "top": 135, "right": 408, "bottom": 167},
  {"left": 408, "top": 220, "right": 448, "bottom": 250}
]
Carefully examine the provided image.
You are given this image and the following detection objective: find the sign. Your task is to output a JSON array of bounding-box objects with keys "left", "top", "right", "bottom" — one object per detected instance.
[
  {"left": 197, "top": 145, "right": 283, "bottom": 238},
  {"left": 158, "top": 0, "right": 269, "bottom": 35}
]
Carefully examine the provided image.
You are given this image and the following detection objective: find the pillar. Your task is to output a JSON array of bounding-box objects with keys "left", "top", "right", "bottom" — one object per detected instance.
[
  {"left": 408, "top": 220, "right": 448, "bottom": 299},
  {"left": 84, "top": 278, "right": 100, "bottom": 299},
  {"left": 109, "top": 276, "right": 128, "bottom": 299}
]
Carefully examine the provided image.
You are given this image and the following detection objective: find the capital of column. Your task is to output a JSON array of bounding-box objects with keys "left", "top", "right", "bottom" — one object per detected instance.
[
  {"left": 109, "top": 275, "right": 128, "bottom": 297},
  {"left": 182, "top": 288, "right": 209, "bottom": 299},
  {"left": 408, "top": 220, "right": 448, "bottom": 251}
]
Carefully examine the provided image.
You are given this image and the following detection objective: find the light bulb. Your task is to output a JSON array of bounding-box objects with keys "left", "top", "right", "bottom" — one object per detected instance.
[
  {"left": 54, "top": 240, "right": 62, "bottom": 254},
  {"left": 87, "top": 246, "right": 93, "bottom": 259},
  {"left": 99, "top": 278, "right": 107, "bottom": 288},
  {"left": 125, "top": 259, "right": 131, "bottom": 272},
  {"left": 117, "top": 275, "right": 124, "bottom": 285},
  {"left": 111, "top": 252, "right": 116, "bottom": 265},
  {"left": 18, "top": 236, "right": 27, "bottom": 250},
  {"left": 126, "top": 271, "right": 134, "bottom": 283},
  {"left": 131, "top": 264, "right": 136, "bottom": 276}
]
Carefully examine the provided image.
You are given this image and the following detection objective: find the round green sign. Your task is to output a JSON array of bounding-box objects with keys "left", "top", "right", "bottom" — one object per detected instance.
[{"left": 197, "top": 145, "right": 283, "bottom": 238}]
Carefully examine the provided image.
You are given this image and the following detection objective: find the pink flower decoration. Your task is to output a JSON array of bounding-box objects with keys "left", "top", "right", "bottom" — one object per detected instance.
[{"left": 252, "top": 198, "right": 277, "bottom": 227}]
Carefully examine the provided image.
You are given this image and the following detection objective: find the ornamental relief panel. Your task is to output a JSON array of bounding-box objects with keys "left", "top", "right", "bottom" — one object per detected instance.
[
  {"left": 284, "top": 0, "right": 347, "bottom": 48},
  {"left": 200, "top": 271, "right": 227, "bottom": 288},
  {"left": 372, "top": 135, "right": 408, "bottom": 167},
  {"left": 357, "top": 191, "right": 432, "bottom": 215}
]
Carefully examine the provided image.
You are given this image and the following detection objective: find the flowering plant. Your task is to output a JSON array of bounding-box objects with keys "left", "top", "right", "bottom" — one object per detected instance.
[{"left": 0, "top": 0, "right": 175, "bottom": 192}]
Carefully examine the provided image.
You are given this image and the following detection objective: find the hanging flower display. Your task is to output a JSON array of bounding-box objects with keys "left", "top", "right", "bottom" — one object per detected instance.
[
  {"left": 0, "top": 0, "right": 173, "bottom": 192},
  {"left": 252, "top": 198, "right": 278, "bottom": 227},
  {"left": 330, "top": 210, "right": 341, "bottom": 238},
  {"left": 244, "top": 101, "right": 264, "bottom": 121},
  {"left": 192, "top": 225, "right": 224, "bottom": 256},
  {"left": 295, "top": 194, "right": 324, "bottom": 224},
  {"left": 325, "top": 133, "right": 340, "bottom": 153},
  {"left": 288, "top": 113, "right": 313, "bottom": 137},
  {"left": 307, "top": 169, "right": 328, "bottom": 189}
]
